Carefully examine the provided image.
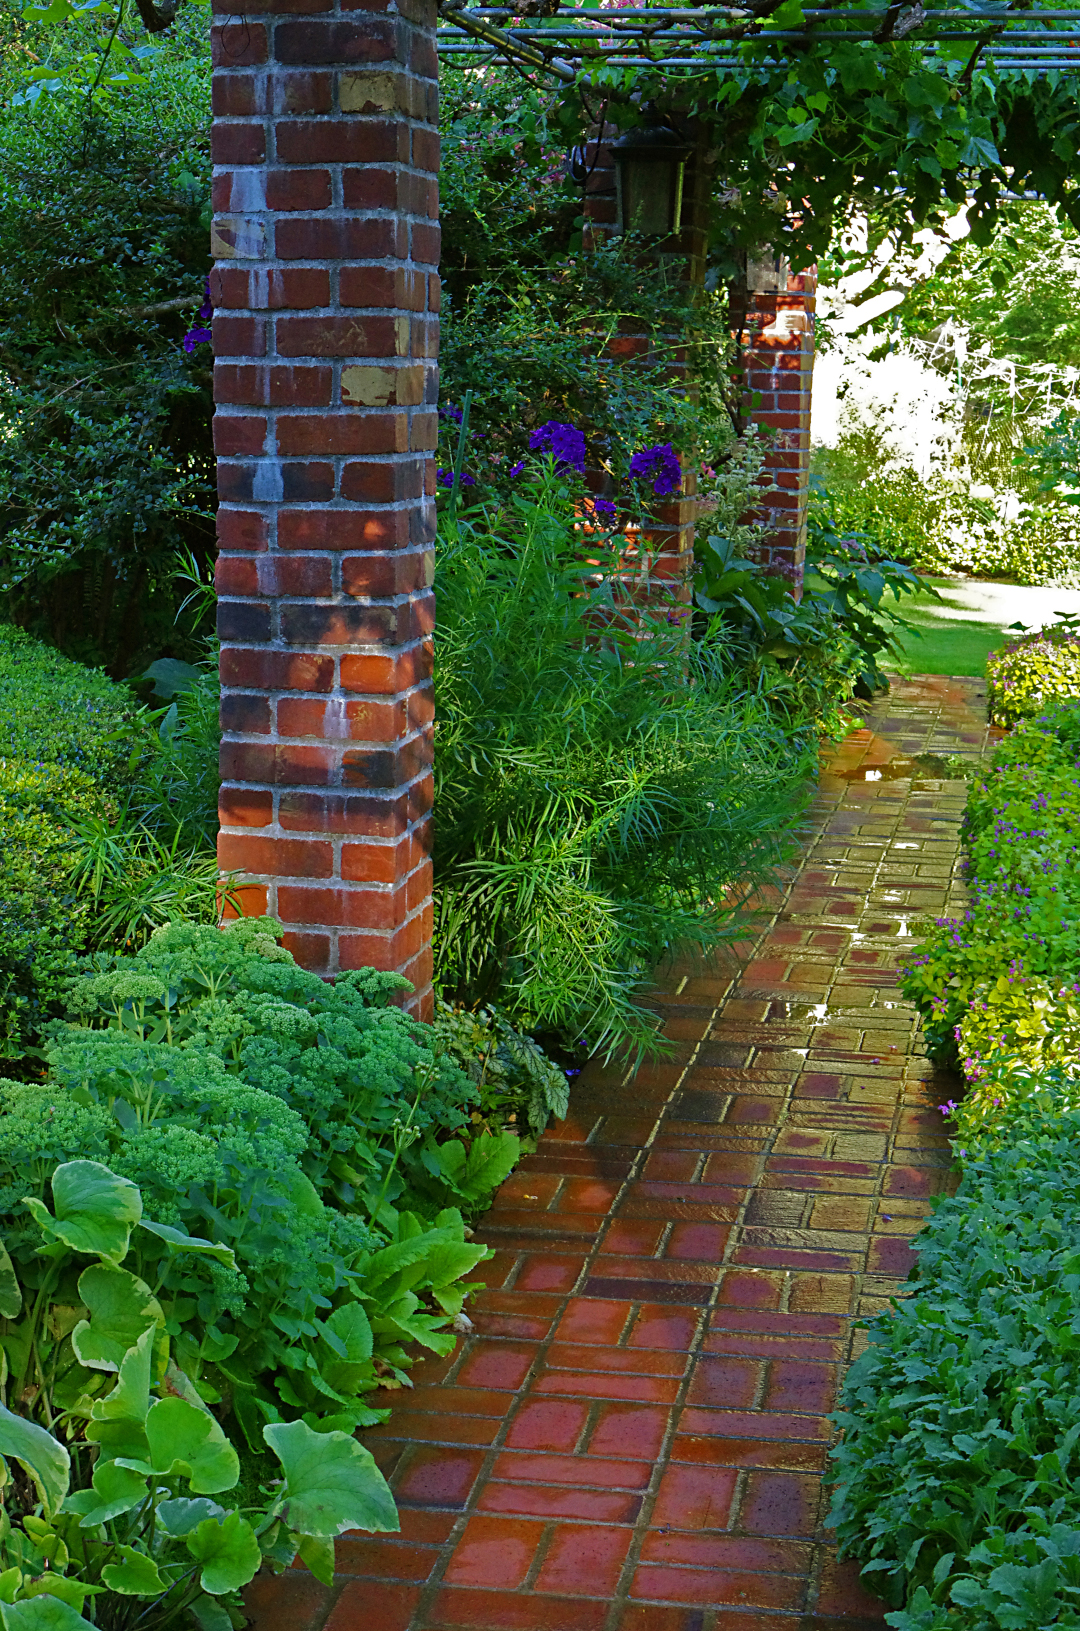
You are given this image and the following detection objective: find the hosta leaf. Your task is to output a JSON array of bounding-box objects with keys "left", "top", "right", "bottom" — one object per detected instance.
[
  {"left": 0, "top": 1402, "right": 69, "bottom": 1515},
  {"left": 71, "top": 1264, "right": 165, "bottom": 1374},
  {"left": 24, "top": 1162, "right": 141, "bottom": 1264},
  {"left": 100, "top": 1545, "right": 168, "bottom": 1596},
  {"left": 0, "top": 1598, "right": 91, "bottom": 1630},
  {"left": 0, "top": 1242, "right": 21, "bottom": 1320},
  {"left": 186, "top": 1511, "right": 262, "bottom": 1595},
  {"left": 157, "top": 1497, "right": 227, "bottom": 1537},
  {"left": 264, "top": 1419, "right": 399, "bottom": 1538},
  {"left": 142, "top": 1397, "right": 239, "bottom": 1494}
]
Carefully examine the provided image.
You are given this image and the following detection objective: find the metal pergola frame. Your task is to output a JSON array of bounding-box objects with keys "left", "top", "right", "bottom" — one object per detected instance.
[{"left": 437, "top": 4, "right": 1080, "bottom": 78}]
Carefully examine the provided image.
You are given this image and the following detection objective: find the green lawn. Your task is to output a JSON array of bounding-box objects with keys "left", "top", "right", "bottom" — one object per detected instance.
[{"left": 888, "top": 582, "right": 1007, "bottom": 677}]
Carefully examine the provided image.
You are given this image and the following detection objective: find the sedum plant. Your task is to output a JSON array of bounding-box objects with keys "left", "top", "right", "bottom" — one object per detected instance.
[
  {"left": 0, "top": 1158, "right": 398, "bottom": 1631},
  {"left": 0, "top": 917, "right": 551, "bottom": 1450}
]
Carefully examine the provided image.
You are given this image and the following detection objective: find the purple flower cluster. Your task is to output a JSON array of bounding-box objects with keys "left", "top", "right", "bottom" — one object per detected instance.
[
  {"left": 182, "top": 279, "right": 213, "bottom": 354},
  {"left": 592, "top": 497, "right": 617, "bottom": 522},
  {"left": 439, "top": 403, "right": 465, "bottom": 425},
  {"left": 528, "top": 421, "right": 587, "bottom": 473},
  {"left": 630, "top": 441, "right": 681, "bottom": 497},
  {"left": 437, "top": 468, "right": 475, "bottom": 488}
]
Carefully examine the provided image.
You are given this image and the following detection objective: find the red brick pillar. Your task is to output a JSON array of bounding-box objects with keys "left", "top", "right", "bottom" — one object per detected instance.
[
  {"left": 211, "top": 0, "right": 438, "bottom": 1015},
  {"left": 578, "top": 125, "right": 710, "bottom": 616},
  {"left": 730, "top": 255, "right": 816, "bottom": 591}
]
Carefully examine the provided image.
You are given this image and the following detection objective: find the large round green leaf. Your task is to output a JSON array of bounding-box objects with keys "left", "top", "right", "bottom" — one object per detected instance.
[
  {"left": 185, "top": 1512, "right": 261, "bottom": 1595},
  {"left": 23, "top": 1163, "right": 141, "bottom": 1264},
  {"left": 264, "top": 1420, "right": 398, "bottom": 1538},
  {"left": 142, "top": 1398, "right": 239, "bottom": 1495},
  {"left": 0, "top": 1402, "right": 69, "bottom": 1515},
  {"left": 100, "top": 1546, "right": 167, "bottom": 1597},
  {"left": 71, "top": 1265, "right": 165, "bottom": 1374}
]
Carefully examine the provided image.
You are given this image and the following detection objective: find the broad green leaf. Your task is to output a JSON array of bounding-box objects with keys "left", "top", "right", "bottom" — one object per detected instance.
[
  {"left": 436, "top": 1131, "right": 520, "bottom": 1202},
  {"left": 71, "top": 1265, "right": 165, "bottom": 1374},
  {"left": 157, "top": 1497, "right": 227, "bottom": 1537},
  {"left": 0, "top": 1598, "right": 91, "bottom": 1631},
  {"left": 138, "top": 1220, "right": 236, "bottom": 1269},
  {"left": 264, "top": 1420, "right": 398, "bottom": 1538},
  {"left": 18, "top": 1582, "right": 98, "bottom": 1614},
  {"left": 63, "top": 1459, "right": 147, "bottom": 1528},
  {"left": 0, "top": 1242, "right": 21, "bottom": 1320},
  {"left": 320, "top": 1302, "right": 375, "bottom": 1397},
  {"left": 0, "top": 1575, "right": 17, "bottom": 1607},
  {"left": 187, "top": 1595, "right": 234, "bottom": 1631},
  {"left": 24, "top": 1163, "right": 141, "bottom": 1264},
  {"left": 185, "top": 1511, "right": 261, "bottom": 1594},
  {"left": 85, "top": 1326, "right": 153, "bottom": 1462},
  {"left": 141, "top": 1397, "right": 239, "bottom": 1494},
  {"left": 100, "top": 1545, "right": 168, "bottom": 1596},
  {"left": 0, "top": 1402, "right": 69, "bottom": 1515},
  {"left": 295, "top": 1533, "right": 335, "bottom": 1585}
]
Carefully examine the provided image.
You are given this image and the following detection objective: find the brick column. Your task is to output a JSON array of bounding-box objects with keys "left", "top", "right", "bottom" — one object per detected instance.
[
  {"left": 578, "top": 125, "right": 711, "bottom": 616},
  {"left": 730, "top": 255, "right": 816, "bottom": 591},
  {"left": 211, "top": 0, "right": 438, "bottom": 1015}
]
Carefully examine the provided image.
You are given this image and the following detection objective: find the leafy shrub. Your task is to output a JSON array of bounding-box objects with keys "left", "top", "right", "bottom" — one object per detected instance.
[
  {"left": 901, "top": 708, "right": 1080, "bottom": 1083},
  {"left": 986, "top": 622, "right": 1080, "bottom": 726},
  {"left": 0, "top": 624, "right": 137, "bottom": 782},
  {"left": 434, "top": 462, "right": 812, "bottom": 1056},
  {"left": 0, "top": 1158, "right": 399, "bottom": 1629},
  {"left": 828, "top": 1102, "right": 1080, "bottom": 1631},
  {"left": 0, "top": 917, "right": 530, "bottom": 1448},
  {"left": 0, "top": 17, "right": 213, "bottom": 676},
  {"left": 0, "top": 760, "right": 100, "bottom": 1061}
]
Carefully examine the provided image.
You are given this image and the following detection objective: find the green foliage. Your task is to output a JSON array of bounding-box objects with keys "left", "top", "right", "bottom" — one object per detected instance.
[
  {"left": 438, "top": 66, "right": 736, "bottom": 496},
  {"left": 0, "top": 626, "right": 136, "bottom": 784},
  {"left": 0, "top": 1159, "right": 398, "bottom": 1629},
  {"left": 901, "top": 706, "right": 1080, "bottom": 1140},
  {"left": 433, "top": 1001, "right": 570, "bottom": 1140},
  {"left": 828, "top": 1104, "right": 1080, "bottom": 1631},
  {"left": 986, "top": 624, "right": 1080, "bottom": 728},
  {"left": 0, "top": 11, "right": 213, "bottom": 676},
  {"left": 434, "top": 463, "right": 812, "bottom": 1057},
  {"left": 0, "top": 918, "right": 560, "bottom": 1451}
]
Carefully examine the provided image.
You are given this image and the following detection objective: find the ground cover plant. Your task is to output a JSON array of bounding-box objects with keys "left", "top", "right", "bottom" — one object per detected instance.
[
  {"left": 830, "top": 689, "right": 1080, "bottom": 1628},
  {"left": 829, "top": 1100, "right": 1080, "bottom": 1631}
]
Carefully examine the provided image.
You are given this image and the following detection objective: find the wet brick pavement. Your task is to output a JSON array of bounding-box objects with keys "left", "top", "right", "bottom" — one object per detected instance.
[{"left": 246, "top": 674, "right": 996, "bottom": 1631}]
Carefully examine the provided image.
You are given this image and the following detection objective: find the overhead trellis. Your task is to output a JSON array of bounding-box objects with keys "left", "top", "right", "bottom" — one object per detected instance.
[{"left": 436, "top": 3, "right": 1080, "bottom": 79}]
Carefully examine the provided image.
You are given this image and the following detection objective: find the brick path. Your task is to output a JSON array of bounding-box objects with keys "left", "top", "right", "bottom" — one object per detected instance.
[{"left": 247, "top": 675, "right": 996, "bottom": 1631}]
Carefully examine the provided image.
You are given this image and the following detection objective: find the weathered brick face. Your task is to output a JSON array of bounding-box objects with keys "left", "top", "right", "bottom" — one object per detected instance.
[
  {"left": 211, "top": 0, "right": 438, "bottom": 1014},
  {"left": 731, "top": 265, "right": 817, "bottom": 589}
]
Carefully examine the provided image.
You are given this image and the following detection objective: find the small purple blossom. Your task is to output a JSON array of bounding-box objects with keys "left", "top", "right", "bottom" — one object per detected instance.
[
  {"left": 182, "top": 278, "right": 213, "bottom": 353},
  {"left": 437, "top": 468, "right": 475, "bottom": 488},
  {"left": 509, "top": 460, "right": 526, "bottom": 479},
  {"left": 529, "top": 420, "right": 586, "bottom": 473},
  {"left": 630, "top": 441, "right": 682, "bottom": 497},
  {"left": 592, "top": 497, "right": 617, "bottom": 522},
  {"left": 439, "top": 403, "right": 465, "bottom": 424},
  {"left": 938, "top": 1100, "right": 957, "bottom": 1117}
]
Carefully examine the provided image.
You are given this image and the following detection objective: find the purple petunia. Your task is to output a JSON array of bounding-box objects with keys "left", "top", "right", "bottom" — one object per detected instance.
[
  {"left": 630, "top": 441, "right": 682, "bottom": 497},
  {"left": 182, "top": 278, "right": 213, "bottom": 353},
  {"left": 509, "top": 460, "right": 526, "bottom": 479},
  {"left": 437, "top": 468, "right": 475, "bottom": 488},
  {"left": 439, "top": 403, "right": 465, "bottom": 424},
  {"left": 592, "top": 496, "right": 617, "bottom": 521},
  {"left": 529, "top": 420, "right": 587, "bottom": 474}
]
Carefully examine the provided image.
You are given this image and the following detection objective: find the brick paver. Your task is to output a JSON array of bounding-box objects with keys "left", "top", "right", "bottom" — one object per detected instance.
[{"left": 248, "top": 675, "right": 995, "bottom": 1631}]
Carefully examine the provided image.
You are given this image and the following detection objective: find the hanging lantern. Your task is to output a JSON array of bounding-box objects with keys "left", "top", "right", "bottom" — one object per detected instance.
[{"left": 612, "top": 127, "right": 693, "bottom": 238}]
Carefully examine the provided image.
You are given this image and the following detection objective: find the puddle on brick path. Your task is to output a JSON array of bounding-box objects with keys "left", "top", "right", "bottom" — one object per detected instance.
[{"left": 832, "top": 751, "right": 973, "bottom": 784}]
